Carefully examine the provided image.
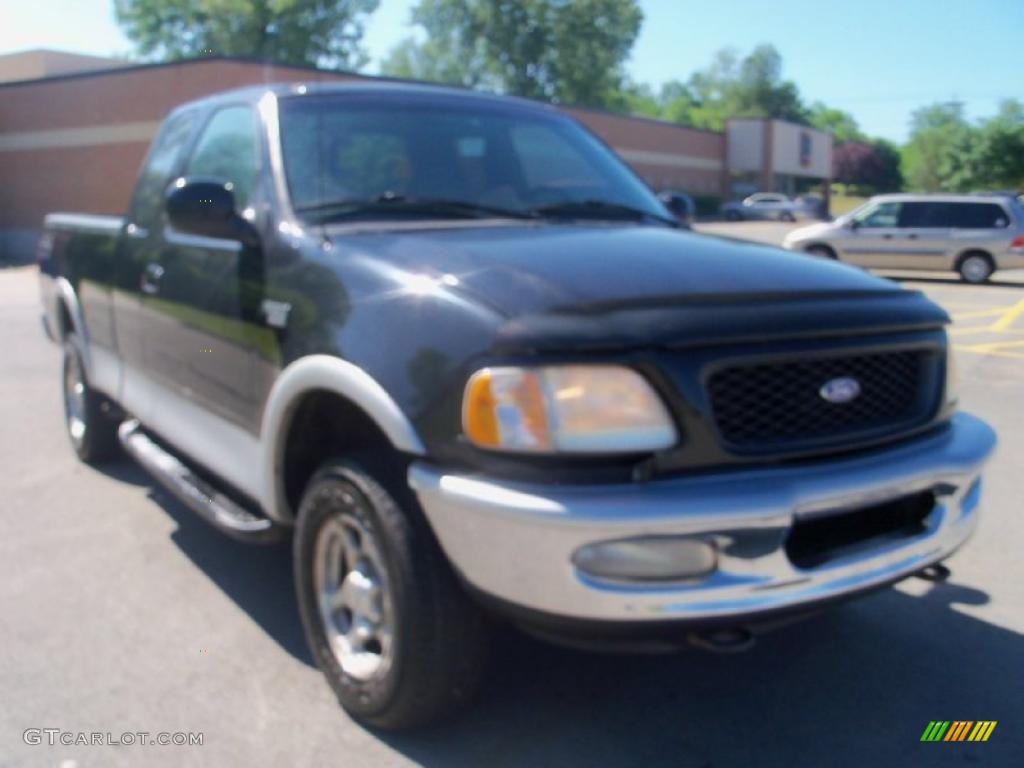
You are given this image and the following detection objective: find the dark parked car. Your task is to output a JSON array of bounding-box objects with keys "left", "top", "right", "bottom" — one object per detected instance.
[{"left": 39, "top": 82, "right": 994, "bottom": 729}]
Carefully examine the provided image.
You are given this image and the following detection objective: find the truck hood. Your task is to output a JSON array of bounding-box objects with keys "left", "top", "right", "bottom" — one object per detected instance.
[{"left": 326, "top": 223, "right": 948, "bottom": 347}]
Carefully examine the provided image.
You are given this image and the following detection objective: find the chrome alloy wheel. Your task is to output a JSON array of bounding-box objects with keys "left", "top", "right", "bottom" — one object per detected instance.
[
  {"left": 314, "top": 512, "right": 394, "bottom": 681},
  {"left": 64, "top": 351, "right": 87, "bottom": 445}
]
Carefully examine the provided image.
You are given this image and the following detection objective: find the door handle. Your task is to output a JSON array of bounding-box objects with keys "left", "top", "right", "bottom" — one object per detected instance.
[
  {"left": 140, "top": 263, "right": 165, "bottom": 295},
  {"left": 882, "top": 234, "right": 893, "bottom": 239},
  {"left": 907, "top": 233, "right": 919, "bottom": 240}
]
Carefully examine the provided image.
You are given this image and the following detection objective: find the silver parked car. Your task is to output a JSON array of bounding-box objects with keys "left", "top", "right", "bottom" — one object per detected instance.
[
  {"left": 722, "top": 192, "right": 798, "bottom": 222},
  {"left": 784, "top": 193, "right": 1024, "bottom": 283}
]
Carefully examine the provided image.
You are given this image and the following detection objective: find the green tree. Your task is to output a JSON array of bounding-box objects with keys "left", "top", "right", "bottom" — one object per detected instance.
[
  {"left": 620, "top": 80, "right": 662, "bottom": 118},
  {"left": 903, "top": 100, "right": 1024, "bottom": 192},
  {"left": 381, "top": 0, "right": 488, "bottom": 88},
  {"left": 902, "top": 101, "right": 975, "bottom": 191},
  {"left": 645, "top": 45, "right": 807, "bottom": 131},
  {"left": 974, "top": 99, "right": 1024, "bottom": 190},
  {"left": 113, "top": 0, "right": 380, "bottom": 68},
  {"left": 807, "top": 102, "right": 864, "bottom": 143},
  {"left": 380, "top": 0, "right": 643, "bottom": 108},
  {"left": 869, "top": 138, "right": 904, "bottom": 192},
  {"left": 654, "top": 79, "right": 698, "bottom": 125}
]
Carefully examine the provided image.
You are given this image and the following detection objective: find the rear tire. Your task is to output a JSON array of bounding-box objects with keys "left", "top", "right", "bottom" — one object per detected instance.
[
  {"left": 957, "top": 252, "right": 994, "bottom": 284},
  {"left": 62, "top": 335, "right": 119, "bottom": 463},
  {"left": 780, "top": 211, "right": 796, "bottom": 222},
  {"left": 294, "top": 459, "right": 488, "bottom": 730}
]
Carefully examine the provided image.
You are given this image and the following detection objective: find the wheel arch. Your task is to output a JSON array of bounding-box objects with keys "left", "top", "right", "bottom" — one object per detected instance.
[
  {"left": 53, "top": 277, "right": 91, "bottom": 368},
  {"left": 954, "top": 247, "right": 995, "bottom": 269},
  {"left": 260, "top": 355, "right": 426, "bottom": 524},
  {"left": 804, "top": 242, "right": 838, "bottom": 259}
]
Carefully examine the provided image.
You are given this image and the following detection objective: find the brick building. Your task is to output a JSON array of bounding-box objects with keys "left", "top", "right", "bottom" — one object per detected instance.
[{"left": 0, "top": 49, "right": 830, "bottom": 262}]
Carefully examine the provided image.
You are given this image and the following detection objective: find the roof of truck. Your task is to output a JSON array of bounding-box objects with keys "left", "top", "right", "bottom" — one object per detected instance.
[{"left": 176, "top": 80, "right": 562, "bottom": 115}]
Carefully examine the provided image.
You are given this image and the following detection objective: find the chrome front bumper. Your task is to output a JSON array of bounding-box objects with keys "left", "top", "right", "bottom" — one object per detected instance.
[{"left": 410, "top": 413, "right": 996, "bottom": 623}]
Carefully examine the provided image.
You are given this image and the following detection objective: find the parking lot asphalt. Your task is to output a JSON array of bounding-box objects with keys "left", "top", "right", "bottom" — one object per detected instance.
[{"left": 2, "top": 241, "right": 1022, "bottom": 767}]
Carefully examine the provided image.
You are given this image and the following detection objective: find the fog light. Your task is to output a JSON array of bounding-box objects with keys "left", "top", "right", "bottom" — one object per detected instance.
[{"left": 572, "top": 536, "right": 717, "bottom": 583}]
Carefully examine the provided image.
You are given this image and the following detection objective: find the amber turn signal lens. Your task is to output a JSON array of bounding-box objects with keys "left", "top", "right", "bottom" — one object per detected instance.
[
  {"left": 462, "top": 368, "right": 551, "bottom": 451},
  {"left": 463, "top": 369, "right": 501, "bottom": 447}
]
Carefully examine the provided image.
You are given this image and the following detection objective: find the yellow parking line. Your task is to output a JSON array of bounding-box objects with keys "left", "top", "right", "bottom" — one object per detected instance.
[
  {"left": 949, "top": 327, "right": 999, "bottom": 337},
  {"left": 951, "top": 306, "right": 1016, "bottom": 321},
  {"left": 956, "top": 339, "right": 1024, "bottom": 359},
  {"left": 950, "top": 327, "right": 1024, "bottom": 337},
  {"left": 958, "top": 339, "right": 1024, "bottom": 351},
  {"left": 990, "top": 299, "right": 1024, "bottom": 332}
]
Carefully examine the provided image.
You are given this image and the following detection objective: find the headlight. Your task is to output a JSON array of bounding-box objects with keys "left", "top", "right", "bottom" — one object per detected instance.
[
  {"left": 945, "top": 339, "right": 959, "bottom": 407},
  {"left": 462, "top": 365, "right": 678, "bottom": 453}
]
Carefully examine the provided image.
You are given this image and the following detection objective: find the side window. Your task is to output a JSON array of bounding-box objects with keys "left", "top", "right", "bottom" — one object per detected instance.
[
  {"left": 948, "top": 203, "right": 1010, "bottom": 229},
  {"left": 127, "top": 111, "right": 197, "bottom": 229},
  {"left": 899, "top": 202, "right": 972, "bottom": 228},
  {"left": 185, "top": 106, "right": 260, "bottom": 209},
  {"left": 854, "top": 201, "right": 900, "bottom": 228},
  {"left": 898, "top": 202, "right": 939, "bottom": 227}
]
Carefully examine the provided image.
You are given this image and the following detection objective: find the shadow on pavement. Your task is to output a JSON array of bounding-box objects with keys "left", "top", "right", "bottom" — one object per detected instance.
[
  {"left": 89, "top": 451, "right": 153, "bottom": 487},
  {"left": 143, "top": 479, "right": 314, "bottom": 667},
  {"left": 109, "top": 458, "right": 1022, "bottom": 766},
  {"left": 381, "top": 580, "right": 1021, "bottom": 768}
]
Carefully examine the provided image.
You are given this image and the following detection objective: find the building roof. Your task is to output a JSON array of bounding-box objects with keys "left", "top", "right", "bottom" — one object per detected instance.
[
  {"left": 0, "top": 53, "right": 721, "bottom": 135},
  {"left": 0, "top": 48, "right": 130, "bottom": 84}
]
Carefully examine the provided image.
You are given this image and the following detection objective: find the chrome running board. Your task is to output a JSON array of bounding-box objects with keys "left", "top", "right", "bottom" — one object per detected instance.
[{"left": 118, "top": 420, "right": 284, "bottom": 543}]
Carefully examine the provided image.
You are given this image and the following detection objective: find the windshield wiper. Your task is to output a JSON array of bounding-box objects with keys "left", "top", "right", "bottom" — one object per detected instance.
[
  {"left": 295, "top": 194, "right": 533, "bottom": 221},
  {"left": 529, "top": 199, "right": 675, "bottom": 225}
]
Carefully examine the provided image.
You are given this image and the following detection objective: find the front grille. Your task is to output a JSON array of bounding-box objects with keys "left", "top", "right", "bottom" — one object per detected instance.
[{"left": 706, "top": 348, "right": 940, "bottom": 453}]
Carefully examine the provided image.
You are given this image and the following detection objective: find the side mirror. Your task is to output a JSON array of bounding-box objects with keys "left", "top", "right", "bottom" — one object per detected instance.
[
  {"left": 165, "top": 177, "right": 259, "bottom": 246},
  {"left": 845, "top": 218, "right": 860, "bottom": 230}
]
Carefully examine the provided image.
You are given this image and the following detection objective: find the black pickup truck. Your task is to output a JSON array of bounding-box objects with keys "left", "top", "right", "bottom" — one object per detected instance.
[{"left": 39, "top": 82, "right": 995, "bottom": 729}]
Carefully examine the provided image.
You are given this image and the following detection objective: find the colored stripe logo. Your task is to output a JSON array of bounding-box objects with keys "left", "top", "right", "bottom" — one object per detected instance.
[{"left": 921, "top": 721, "right": 997, "bottom": 742}]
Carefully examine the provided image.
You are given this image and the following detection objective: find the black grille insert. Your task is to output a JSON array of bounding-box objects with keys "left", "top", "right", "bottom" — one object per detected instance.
[
  {"left": 786, "top": 491, "right": 935, "bottom": 569},
  {"left": 706, "top": 348, "right": 939, "bottom": 453}
]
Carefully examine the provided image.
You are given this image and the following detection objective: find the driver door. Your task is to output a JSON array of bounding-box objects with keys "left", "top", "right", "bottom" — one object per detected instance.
[
  {"left": 841, "top": 201, "right": 903, "bottom": 267},
  {"left": 145, "top": 104, "right": 267, "bottom": 436}
]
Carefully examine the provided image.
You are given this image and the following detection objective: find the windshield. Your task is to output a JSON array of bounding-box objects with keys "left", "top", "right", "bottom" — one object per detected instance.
[{"left": 278, "top": 92, "right": 670, "bottom": 224}]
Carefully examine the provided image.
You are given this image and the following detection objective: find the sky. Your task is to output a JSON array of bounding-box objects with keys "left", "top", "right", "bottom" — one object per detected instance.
[{"left": 1, "top": 0, "right": 1021, "bottom": 143}]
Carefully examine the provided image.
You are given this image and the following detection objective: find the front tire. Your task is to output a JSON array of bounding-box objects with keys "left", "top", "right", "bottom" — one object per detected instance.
[
  {"left": 725, "top": 209, "right": 742, "bottom": 221},
  {"left": 294, "top": 460, "right": 488, "bottom": 730},
  {"left": 62, "top": 335, "right": 119, "bottom": 463}
]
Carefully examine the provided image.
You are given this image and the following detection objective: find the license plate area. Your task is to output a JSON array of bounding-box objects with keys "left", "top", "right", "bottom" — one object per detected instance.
[{"left": 785, "top": 490, "right": 936, "bottom": 569}]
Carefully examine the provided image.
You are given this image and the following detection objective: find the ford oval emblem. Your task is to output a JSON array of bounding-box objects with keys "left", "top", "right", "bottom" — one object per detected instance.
[{"left": 819, "top": 377, "right": 861, "bottom": 404}]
